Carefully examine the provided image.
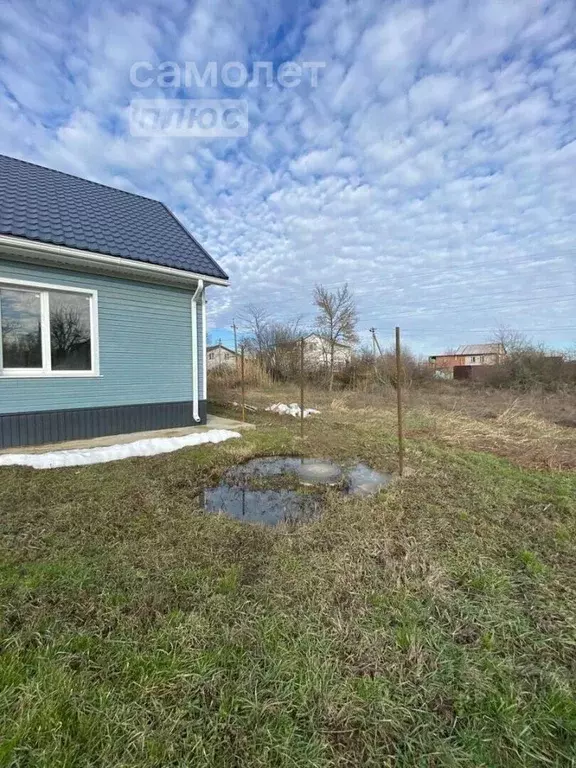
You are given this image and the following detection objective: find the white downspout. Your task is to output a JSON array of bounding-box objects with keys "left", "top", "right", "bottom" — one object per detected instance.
[
  {"left": 201, "top": 287, "right": 207, "bottom": 401},
  {"left": 191, "top": 279, "right": 204, "bottom": 423}
]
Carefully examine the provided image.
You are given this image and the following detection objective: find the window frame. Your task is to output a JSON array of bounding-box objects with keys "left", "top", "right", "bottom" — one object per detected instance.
[{"left": 0, "top": 277, "right": 100, "bottom": 378}]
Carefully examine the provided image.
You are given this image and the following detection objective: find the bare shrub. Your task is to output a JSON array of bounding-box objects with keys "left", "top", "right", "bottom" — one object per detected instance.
[
  {"left": 333, "top": 346, "right": 433, "bottom": 392},
  {"left": 482, "top": 329, "right": 576, "bottom": 391}
]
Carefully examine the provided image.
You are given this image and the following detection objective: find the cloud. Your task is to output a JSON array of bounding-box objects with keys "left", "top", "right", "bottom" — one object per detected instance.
[{"left": 0, "top": 0, "right": 574, "bottom": 354}]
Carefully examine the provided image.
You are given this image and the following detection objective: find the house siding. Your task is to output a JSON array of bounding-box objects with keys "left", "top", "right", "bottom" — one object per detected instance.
[
  {"left": 0, "top": 400, "right": 208, "bottom": 449},
  {"left": 0, "top": 257, "right": 206, "bottom": 435}
]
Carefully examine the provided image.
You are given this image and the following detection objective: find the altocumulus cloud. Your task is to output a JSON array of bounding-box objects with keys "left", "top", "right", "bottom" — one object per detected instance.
[{"left": 0, "top": 0, "right": 575, "bottom": 353}]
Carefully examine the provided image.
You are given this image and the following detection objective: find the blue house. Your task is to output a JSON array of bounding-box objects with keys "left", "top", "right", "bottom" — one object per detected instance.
[{"left": 0, "top": 155, "right": 228, "bottom": 449}]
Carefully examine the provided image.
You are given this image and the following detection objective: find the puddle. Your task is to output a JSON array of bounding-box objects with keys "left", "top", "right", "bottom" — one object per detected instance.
[
  {"left": 223, "top": 456, "right": 392, "bottom": 495},
  {"left": 201, "top": 486, "right": 321, "bottom": 526},
  {"left": 224, "top": 456, "right": 343, "bottom": 485},
  {"left": 200, "top": 456, "right": 393, "bottom": 527}
]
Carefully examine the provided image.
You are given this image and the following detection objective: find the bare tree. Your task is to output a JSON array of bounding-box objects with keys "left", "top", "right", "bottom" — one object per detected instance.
[
  {"left": 492, "top": 325, "right": 532, "bottom": 356},
  {"left": 50, "top": 307, "right": 89, "bottom": 367},
  {"left": 240, "top": 304, "right": 271, "bottom": 359},
  {"left": 1, "top": 319, "right": 42, "bottom": 366},
  {"left": 240, "top": 304, "right": 304, "bottom": 380},
  {"left": 313, "top": 283, "right": 358, "bottom": 390}
]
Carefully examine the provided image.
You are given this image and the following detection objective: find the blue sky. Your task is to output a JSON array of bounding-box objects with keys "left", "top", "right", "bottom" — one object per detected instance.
[{"left": 1, "top": 0, "right": 575, "bottom": 355}]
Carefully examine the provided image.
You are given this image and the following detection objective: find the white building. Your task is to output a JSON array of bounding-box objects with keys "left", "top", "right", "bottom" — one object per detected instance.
[
  {"left": 207, "top": 343, "right": 237, "bottom": 370},
  {"left": 304, "top": 333, "right": 352, "bottom": 368}
]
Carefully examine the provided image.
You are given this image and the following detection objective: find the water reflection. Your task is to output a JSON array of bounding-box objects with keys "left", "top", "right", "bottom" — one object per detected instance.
[{"left": 200, "top": 456, "right": 393, "bottom": 527}]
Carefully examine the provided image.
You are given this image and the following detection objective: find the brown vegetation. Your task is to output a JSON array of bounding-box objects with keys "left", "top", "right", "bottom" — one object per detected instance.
[{"left": 209, "top": 380, "right": 576, "bottom": 471}]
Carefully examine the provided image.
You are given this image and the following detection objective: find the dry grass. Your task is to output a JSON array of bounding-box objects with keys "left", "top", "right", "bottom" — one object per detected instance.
[
  {"left": 209, "top": 358, "right": 272, "bottom": 388},
  {"left": 212, "top": 383, "right": 576, "bottom": 470},
  {"left": 418, "top": 405, "right": 576, "bottom": 471}
]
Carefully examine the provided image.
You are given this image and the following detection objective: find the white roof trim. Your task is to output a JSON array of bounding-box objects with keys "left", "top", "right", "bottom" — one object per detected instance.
[{"left": 0, "top": 234, "right": 229, "bottom": 288}]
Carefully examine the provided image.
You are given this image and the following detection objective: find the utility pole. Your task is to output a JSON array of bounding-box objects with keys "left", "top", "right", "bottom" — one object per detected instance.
[
  {"left": 370, "top": 327, "right": 384, "bottom": 376},
  {"left": 232, "top": 320, "right": 238, "bottom": 356},
  {"left": 232, "top": 319, "right": 238, "bottom": 371},
  {"left": 369, "top": 327, "right": 377, "bottom": 359},
  {"left": 371, "top": 328, "right": 384, "bottom": 357}
]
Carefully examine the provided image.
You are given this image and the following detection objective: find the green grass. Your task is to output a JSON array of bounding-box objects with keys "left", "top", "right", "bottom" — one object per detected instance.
[{"left": 0, "top": 402, "right": 575, "bottom": 767}]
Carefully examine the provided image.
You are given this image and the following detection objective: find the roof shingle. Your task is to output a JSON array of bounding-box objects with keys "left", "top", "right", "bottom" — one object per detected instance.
[
  {"left": 455, "top": 344, "right": 503, "bottom": 355},
  {"left": 0, "top": 154, "right": 228, "bottom": 280}
]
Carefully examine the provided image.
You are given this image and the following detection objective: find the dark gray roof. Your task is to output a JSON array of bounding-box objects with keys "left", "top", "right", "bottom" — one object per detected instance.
[{"left": 0, "top": 154, "right": 227, "bottom": 280}]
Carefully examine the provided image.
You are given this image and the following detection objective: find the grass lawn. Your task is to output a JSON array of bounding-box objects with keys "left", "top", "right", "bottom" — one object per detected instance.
[{"left": 1, "top": 388, "right": 575, "bottom": 766}]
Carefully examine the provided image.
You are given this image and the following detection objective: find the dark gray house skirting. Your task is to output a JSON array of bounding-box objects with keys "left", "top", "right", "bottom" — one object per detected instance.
[{"left": 0, "top": 400, "right": 208, "bottom": 449}]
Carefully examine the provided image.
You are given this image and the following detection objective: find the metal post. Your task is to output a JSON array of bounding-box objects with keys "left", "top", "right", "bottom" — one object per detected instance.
[
  {"left": 395, "top": 326, "right": 404, "bottom": 476},
  {"left": 241, "top": 345, "right": 246, "bottom": 423},
  {"left": 300, "top": 336, "right": 305, "bottom": 438}
]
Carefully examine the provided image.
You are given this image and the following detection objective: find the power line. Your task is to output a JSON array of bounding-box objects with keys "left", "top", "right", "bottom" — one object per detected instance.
[
  {"left": 225, "top": 293, "right": 575, "bottom": 329},
  {"left": 225, "top": 280, "right": 576, "bottom": 321},
  {"left": 356, "top": 295, "right": 576, "bottom": 321},
  {"left": 375, "top": 326, "right": 576, "bottom": 337},
  {"left": 246, "top": 277, "right": 576, "bottom": 311}
]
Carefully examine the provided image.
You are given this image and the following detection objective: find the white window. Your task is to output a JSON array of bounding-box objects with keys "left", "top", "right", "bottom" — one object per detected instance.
[
  {"left": 0, "top": 278, "right": 99, "bottom": 378},
  {"left": 208, "top": 352, "right": 214, "bottom": 360}
]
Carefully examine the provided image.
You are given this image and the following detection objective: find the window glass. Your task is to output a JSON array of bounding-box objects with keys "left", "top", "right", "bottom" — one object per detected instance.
[
  {"left": 49, "top": 291, "right": 91, "bottom": 370},
  {"left": 1, "top": 288, "right": 42, "bottom": 368}
]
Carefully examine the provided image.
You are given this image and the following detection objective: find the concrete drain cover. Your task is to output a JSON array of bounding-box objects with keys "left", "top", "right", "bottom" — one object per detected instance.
[{"left": 296, "top": 460, "right": 342, "bottom": 485}]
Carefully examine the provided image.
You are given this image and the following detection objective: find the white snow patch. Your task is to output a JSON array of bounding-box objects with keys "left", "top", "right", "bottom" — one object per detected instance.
[
  {"left": 0, "top": 430, "right": 242, "bottom": 470},
  {"left": 265, "top": 403, "right": 321, "bottom": 418}
]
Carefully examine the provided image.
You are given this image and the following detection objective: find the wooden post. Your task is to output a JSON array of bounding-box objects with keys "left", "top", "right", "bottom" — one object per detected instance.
[
  {"left": 300, "top": 336, "right": 305, "bottom": 439},
  {"left": 395, "top": 326, "right": 404, "bottom": 476},
  {"left": 240, "top": 345, "right": 246, "bottom": 423}
]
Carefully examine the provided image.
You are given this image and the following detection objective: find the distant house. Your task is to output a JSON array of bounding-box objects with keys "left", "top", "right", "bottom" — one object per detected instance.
[
  {"left": 207, "top": 343, "right": 237, "bottom": 370},
  {"left": 429, "top": 343, "right": 505, "bottom": 376},
  {"left": 0, "top": 154, "right": 228, "bottom": 449},
  {"left": 304, "top": 333, "right": 352, "bottom": 369}
]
